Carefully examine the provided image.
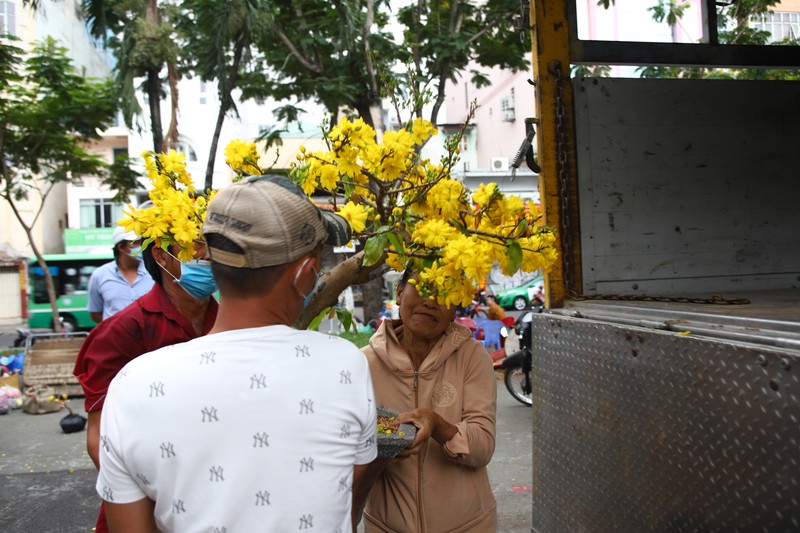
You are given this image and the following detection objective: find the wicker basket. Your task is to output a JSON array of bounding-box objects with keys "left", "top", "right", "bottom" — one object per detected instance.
[{"left": 23, "top": 335, "right": 86, "bottom": 398}]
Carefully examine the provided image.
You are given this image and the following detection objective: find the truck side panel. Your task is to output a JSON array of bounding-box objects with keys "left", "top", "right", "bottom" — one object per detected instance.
[
  {"left": 530, "top": 312, "right": 799, "bottom": 532},
  {"left": 573, "top": 78, "right": 800, "bottom": 295}
]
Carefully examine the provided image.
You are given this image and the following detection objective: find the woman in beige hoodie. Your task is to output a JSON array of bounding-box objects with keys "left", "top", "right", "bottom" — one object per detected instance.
[{"left": 361, "top": 270, "right": 497, "bottom": 532}]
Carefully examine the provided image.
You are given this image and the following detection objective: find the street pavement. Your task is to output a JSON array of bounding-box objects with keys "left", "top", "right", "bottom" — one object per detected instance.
[{"left": 0, "top": 319, "right": 533, "bottom": 533}]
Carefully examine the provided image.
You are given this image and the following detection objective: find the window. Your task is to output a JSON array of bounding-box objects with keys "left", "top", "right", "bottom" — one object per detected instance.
[
  {"left": 0, "top": 1, "right": 15, "bottom": 36},
  {"left": 80, "top": 198, "right": 127, "bottom": 228},
  {"left": 500, "top": 89, "right": 516, "bottom": 122},
  {"left": 199, "top": 81, "right": 207, "bottom": 105},
  {"left": 175, "top": 138, "right": 198, "bottom": 162},
  {"left": 112, "top": 147, "right": 129, "bottom": 161},
  {"left": 751, "top": 12, "right": 800, "bottom": 43}
]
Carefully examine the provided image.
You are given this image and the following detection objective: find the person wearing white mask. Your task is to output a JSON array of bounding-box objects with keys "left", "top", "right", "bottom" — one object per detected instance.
[{"left": 87, "top": 226, "right": 155, "bottom": 323}]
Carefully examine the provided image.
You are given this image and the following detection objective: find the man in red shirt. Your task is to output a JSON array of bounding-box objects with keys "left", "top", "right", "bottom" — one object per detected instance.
[{"left": 73, "top": 238, "right": 218, "bottom": 533}]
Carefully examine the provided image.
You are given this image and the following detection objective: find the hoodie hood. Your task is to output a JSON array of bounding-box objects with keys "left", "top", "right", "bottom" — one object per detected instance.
[{"left": 367, "top": 318, "right": 476, "bottom": 375}]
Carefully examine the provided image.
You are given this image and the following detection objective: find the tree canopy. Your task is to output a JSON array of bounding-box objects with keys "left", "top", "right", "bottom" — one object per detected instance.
[{"left": 0, "top": 36, "right": 121, "bottom": 331}]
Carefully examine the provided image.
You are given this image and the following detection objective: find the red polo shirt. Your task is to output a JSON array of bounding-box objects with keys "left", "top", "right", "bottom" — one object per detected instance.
[{"left": 74, "top": 283, "right": 219, "bottom": 412}]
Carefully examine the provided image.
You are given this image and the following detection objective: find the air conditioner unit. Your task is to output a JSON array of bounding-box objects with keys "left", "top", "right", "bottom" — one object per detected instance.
[{"left": 491, "top": 157, "right": 509, "bottom": 171}]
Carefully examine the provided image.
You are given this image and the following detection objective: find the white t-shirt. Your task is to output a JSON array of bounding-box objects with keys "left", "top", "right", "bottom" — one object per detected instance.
[{"left": 97, "top": 325, "right": 377, "bottom": 533}]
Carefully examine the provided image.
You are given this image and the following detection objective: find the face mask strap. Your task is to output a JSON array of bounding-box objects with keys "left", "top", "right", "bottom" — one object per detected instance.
[
  {"left": 151, "top": 248, "right": 185, "bottom": 285},
  {"left": 293, "top": 257, "right": 320, "bottom": 300}
]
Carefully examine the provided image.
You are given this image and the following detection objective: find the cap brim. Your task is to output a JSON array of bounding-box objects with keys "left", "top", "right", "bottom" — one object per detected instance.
[{"left": 321, "top": 211, "right": 352, "bottom": 246}]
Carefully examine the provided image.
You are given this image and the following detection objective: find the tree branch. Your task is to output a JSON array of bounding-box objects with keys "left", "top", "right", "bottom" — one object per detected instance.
[{"left": 274, "top": 28, "right": 324, "bottom": 75}]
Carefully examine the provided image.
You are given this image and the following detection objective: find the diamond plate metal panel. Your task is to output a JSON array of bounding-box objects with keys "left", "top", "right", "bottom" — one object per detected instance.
[{"left": 530, "top": 314, "right": 799, "bottom": 533}]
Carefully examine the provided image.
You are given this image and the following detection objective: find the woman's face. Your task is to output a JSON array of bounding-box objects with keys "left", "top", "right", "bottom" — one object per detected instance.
[{"left": 397, "top": 280, "right": 457, "bottom": 341}]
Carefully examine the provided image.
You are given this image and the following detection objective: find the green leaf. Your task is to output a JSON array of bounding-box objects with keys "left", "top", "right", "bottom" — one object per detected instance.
[
  {"left": 308, "top": 307, "right": 330, "bottom": 331},
  {"left": 335, "top": 307, "right": 354, "bottom": 333},
  {"left": 363, "top": 233, "right": 388, "bottom": 267},
  {"left": 386, "top": 231, "right": 404, "bottom": 254},
  {"left": 506, "top": 241, "right": 523, "bottom": 273}
]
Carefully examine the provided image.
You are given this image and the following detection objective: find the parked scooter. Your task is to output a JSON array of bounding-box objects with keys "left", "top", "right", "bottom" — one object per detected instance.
[
  {"left": 500, "top": 310, "right": 537, "bottom": 406},
  {"left": 13, "top": 327, "right": 32, "bottom": 348}
]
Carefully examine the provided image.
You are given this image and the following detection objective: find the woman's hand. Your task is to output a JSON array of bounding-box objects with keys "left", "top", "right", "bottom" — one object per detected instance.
[{"left": 394, "top": 408, "right": 458, "bottom": 459}]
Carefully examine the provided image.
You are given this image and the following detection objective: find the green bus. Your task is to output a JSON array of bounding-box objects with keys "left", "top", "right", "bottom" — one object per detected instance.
[{"left": 27, "top": 252, "right": 114, "bottom": 330}]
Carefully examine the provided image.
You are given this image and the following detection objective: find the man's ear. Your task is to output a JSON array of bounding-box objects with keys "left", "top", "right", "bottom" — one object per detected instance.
[
  {"left": 395, "top": 283, "right": 405, "bottom": 304},
  {"left": 150, "top": 246, "right": 167, "bottom": 267}
]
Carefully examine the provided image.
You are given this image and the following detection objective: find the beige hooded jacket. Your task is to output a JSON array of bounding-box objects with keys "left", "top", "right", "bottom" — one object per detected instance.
[{"left": 362, "top": 319, "right": 497, "bottom": 533}]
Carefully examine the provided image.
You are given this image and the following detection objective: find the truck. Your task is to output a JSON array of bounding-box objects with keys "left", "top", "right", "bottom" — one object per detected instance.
[{"left": 525, "top": 1, "right": 799, "bottom": 531}]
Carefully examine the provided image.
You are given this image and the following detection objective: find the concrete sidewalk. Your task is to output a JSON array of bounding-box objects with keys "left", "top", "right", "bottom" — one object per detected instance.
[
  {"left": 1, "top": 321, "right": 98, "bottom": 532},
  {"left": 0, "top": 405, "right": 98, "bottom": 533}
]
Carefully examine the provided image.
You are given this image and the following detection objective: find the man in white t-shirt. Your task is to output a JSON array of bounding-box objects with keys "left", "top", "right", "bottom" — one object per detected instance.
[{"left": 97, "top": 175, "right": 377, "bottom": 533}]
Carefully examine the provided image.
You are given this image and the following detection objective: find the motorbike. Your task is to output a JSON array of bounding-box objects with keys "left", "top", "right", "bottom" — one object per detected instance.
[
  {"left": 500, "top": 310, "right": 537, "bottom": 406},
  {"left": 13, "top": 327, "right": 32, "bottom": 348}
]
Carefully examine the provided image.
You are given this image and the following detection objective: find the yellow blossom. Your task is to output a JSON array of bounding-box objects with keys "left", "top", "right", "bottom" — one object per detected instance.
[{"left": 337, "top": 202, "right": 369, "bottom": 233}]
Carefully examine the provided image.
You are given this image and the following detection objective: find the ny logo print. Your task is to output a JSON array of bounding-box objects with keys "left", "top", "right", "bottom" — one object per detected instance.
[
  {"left": 201, "top": 406, "right": 219, "bottom": 422},
  {"left": 339, "top": 370, "right": 351, "bottom": 384},
  {"left": 299, "top": 514, "right": 314, "bottom": 529},
  {"left": 209, "top": 466, "right": 225, "bottom": 482},
  {"left": 255, "top": 490, "right": 271, "bottom": 506},
  {"left": 299, "top": 457, "right": 314, "bottom": 472},
  {"left": 295, "top": 345, "right": 311, "bottom": 358},
  {"left": 100, "top": 435, "right": 110, "bottom": 452},
  {"left": 199, "top": 351, "right": 216, "bottom": 364},
  {"left": 172, "top": 499, "right": 186, "bottom": 514},
  {"left": 102, "top": 486, "right": 114, "bottom": 502},
  {"left": 299, "top": 399, "right": 314, "bottom": 414},
  {"left": 253, "top": 432, "right": 269, "bottom": 448},
  {"left": 136, "top": 472, "right": 151, "bottom": 486},
  {"left": 250, "top": 374, "right": 267, "bottom": 389},
  {"left": 340, "top": 424, "right": 351, "bottom": 439},
  {"left": 212, "top": 528, "right": 228, "bottom": 533},
  {"left": 338, "top": 477, "right": 349, "bottom": 493},
  {"left": 150, "top": 381, "right": 165, "bottom": 397},
  {"left": 160, "top": 442, "right": 176, "bottom": 459}
]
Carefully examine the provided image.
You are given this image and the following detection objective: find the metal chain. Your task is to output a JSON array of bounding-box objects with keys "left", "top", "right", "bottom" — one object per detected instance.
[
  {"left": 551, "top": 61, "right": 573, "bottom": 294},
  {"left": 516, "top": 0, "right": 529, "bottom": 43}
]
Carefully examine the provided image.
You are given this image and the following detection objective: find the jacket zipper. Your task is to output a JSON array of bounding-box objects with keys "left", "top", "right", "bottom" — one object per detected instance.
[{"left": 412, "top": 369, "right": 426, "bottom": 532}]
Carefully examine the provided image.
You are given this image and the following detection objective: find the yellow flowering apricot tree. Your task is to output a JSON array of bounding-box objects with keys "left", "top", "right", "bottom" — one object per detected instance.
[
  {"left": 117, "top": 114, "right": 557, "bottom": 330},
  {"left": 225, "top": 116, "right": 558, "bottom": 328},
  {"left": 119, "top": 150, "right": 216, "bottom": 261}
]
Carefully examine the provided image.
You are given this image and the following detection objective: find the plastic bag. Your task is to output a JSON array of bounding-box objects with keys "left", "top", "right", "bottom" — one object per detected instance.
[{"left": 22, "top": 385, "right": 64, "bottom": 415}]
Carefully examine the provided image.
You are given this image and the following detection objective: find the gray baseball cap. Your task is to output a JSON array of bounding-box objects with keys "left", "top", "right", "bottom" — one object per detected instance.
[{"left": 203, "top": 175, "right": 351, "bottom": 268}]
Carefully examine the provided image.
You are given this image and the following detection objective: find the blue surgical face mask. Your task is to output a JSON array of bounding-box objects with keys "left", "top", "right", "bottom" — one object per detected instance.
[
  {"left": 127, "top": 245, "right": 143, "bottom": 262},
  {"left": 163, "top": 251, "right": 217, "bottom": 300}
]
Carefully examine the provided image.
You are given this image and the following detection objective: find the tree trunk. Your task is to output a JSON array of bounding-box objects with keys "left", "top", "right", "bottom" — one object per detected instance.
[
  {"left": 295, "top": 251, "right": 386, "bottom": 330},
  {"left": 163, "top": 61, "right": 180, "bottom": 151},
  {"left": 360, "top": 277, "right": 385, "bottom": 328},
  {"left": 204, "top": 26, "right": 248, "bottom": 191},
  {"left": 147, "top": 68, "right": 164, "bottom": 153},
  {"left": 21, "top": 222, "right": 61, "bottom": 333},
  {"left": 145, "top": 0, "right": 164, "bottom": 153},
  {"left": 2, "top": 183, "right": 62, "bottom": 333}
]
